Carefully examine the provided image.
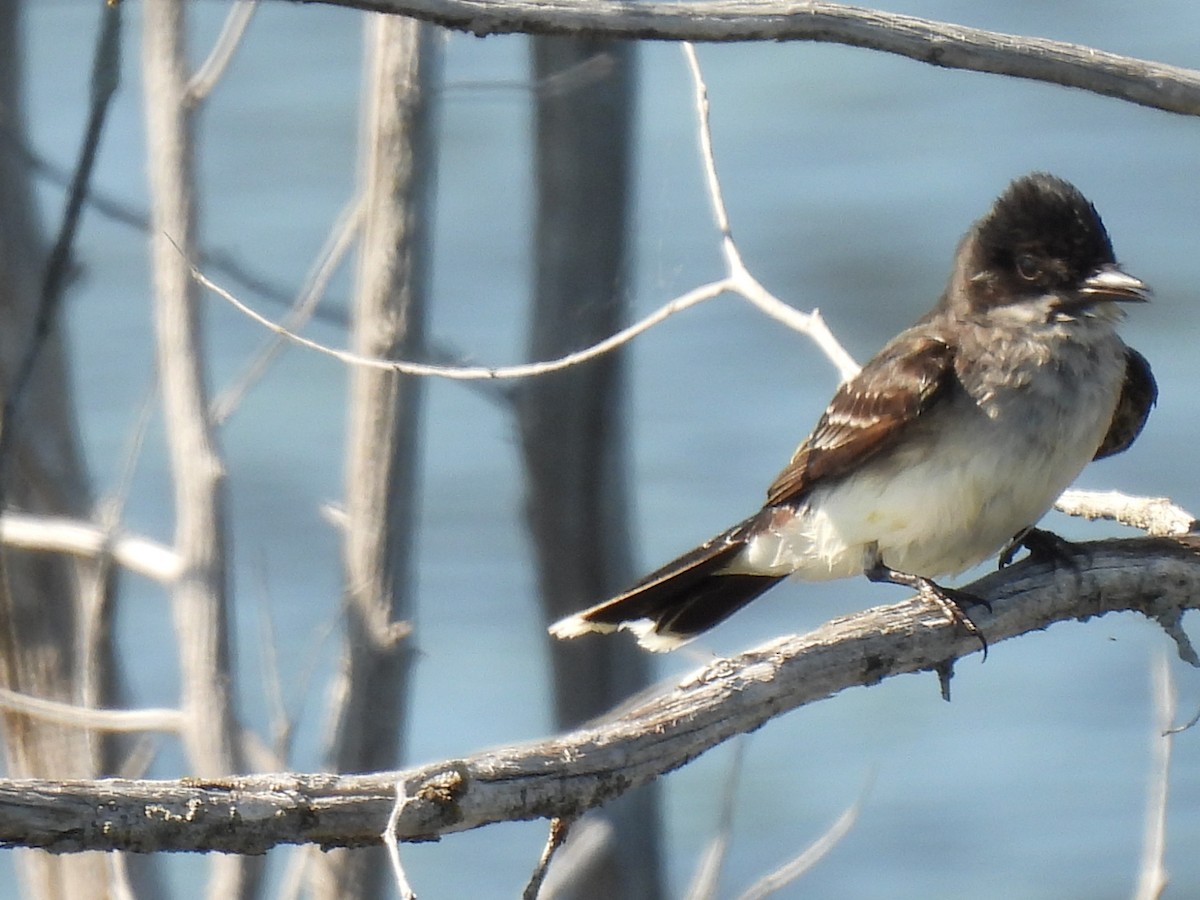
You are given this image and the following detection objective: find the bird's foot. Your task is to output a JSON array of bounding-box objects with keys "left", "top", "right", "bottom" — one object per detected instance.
[
  {"left": 918, "top": 581, "right": 989, "bottom": 661},
  {"left": 864, "top": 556, "right": 988, "bottom": 660},
  {"left": 998, "top": 526, "right": 1083, "bottom": 570}
]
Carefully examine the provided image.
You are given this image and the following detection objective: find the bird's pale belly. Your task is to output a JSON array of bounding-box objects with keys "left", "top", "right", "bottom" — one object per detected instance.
[{"left": 735, "top": 360, "right": 1124, "bottom": 582}]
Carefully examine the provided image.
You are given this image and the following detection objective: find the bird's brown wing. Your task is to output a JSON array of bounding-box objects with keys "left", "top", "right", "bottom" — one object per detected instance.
[
  {"left": 766, "top": 330, "right": 957, "bottom": 506},
  {"left": 553, "top": 329, "right": 957, "bottom": 650},
  {"left": 1094, "top": 345, "right": 1157, "bottom": 460}
]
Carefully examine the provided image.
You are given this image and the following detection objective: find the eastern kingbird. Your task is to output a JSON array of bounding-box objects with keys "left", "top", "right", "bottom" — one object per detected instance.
[{"left": 549, "top": 172, "right": 1156, "bottom": 652}]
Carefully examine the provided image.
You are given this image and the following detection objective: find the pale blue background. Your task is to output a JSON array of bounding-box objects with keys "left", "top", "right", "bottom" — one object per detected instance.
[{"left": 18, "top": 2, "right": 1200, "bottom": 897}]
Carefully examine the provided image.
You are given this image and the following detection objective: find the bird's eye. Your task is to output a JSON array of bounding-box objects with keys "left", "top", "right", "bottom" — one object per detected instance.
[{"left": 1015, "top": 253, "right": 1041, "bottom": 281}]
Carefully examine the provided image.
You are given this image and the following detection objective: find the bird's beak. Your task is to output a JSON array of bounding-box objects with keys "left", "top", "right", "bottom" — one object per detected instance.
[{"left": 1078, "top": 264, "right": 1151, "bottom": 303}]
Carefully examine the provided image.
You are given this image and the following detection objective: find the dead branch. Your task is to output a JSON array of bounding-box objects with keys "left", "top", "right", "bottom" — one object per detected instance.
[
  {"left": 308, "top": 13, "right": 439, "bottom": 900},
  {"left": 290, "top": 1, "right": 1200, "bottom": 116},
  {"left": 0, "top": 512, "right": 180, "bottom": 583},
  {"left": 143, "top": 1, "right": 251, "bottom": 895},
  {"left": 1056, "top": 490, "right": 1196, "bottom": 537},
  {"left": 1, "top": 536, "right": 1196, "bottom": 855},
  {"left": 196, "top": 42, "right": 859, "bottom": 386},
  {"left": 1135, "top": 652, "right": 1174, "bottom": 900}
]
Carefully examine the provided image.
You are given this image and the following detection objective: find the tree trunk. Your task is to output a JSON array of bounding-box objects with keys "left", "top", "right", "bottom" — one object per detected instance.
[
  {"left": 143, "top": 1, "right": 256, "bottom": 896},
  {"left": 309, "top": 14, "right": 440, "bottom": 900},
  {"left": 0, "top": 0, "right": 111, "bottom": 896},
  {"left": 521, "top": 36, "right": 663, "bottom": 900}
]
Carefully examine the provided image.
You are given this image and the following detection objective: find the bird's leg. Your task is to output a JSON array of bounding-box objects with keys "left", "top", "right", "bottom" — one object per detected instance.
[
  {"left": 997, "top": 527, "right": 1032, "bottom": 569},
  {"left": 863, "top": 545, "right": 988, "bottom": 659},
  {"left": 997, "top": 526, "right": 1082, "bottom": 570}
]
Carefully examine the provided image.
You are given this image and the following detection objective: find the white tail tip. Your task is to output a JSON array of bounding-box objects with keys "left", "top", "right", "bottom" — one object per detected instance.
[
  {"left": 623, "top": 619, "right": 689, "bottom": 652},
  {"left": 548, "top": 614, "right": 689, "bottom": 653},
  {"left": 548, "top": 614, "right": 615, "bottom": 640}
]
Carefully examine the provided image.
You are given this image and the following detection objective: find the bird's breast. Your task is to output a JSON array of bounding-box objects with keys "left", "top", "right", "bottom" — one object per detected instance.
[{"left": 738, "top": 323, "right": 1128, "bottom": 581}]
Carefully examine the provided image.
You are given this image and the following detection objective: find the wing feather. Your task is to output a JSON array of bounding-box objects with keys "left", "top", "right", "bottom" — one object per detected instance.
[
  {"left": 766, "top": 331, "right": 956, "bottom": 505},
  {"left": 1094, "top": 345, "right": 1156, "bottom": 460}
]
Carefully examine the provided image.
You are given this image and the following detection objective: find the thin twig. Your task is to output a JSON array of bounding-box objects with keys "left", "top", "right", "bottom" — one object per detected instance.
[
  {"left": 0, "top": 688, "right": 183, "bottom": 734},
  {"left": 199, "top": 45, "right": 859, "bottom": 385},
  {"left": 382, "top": 780, "right": 418, "bottom": 900},
  {"left": 252, "top": 565, "right": 293, "bottom": 763},
  {"left": 0, "top": 0, "right": 121, "bottom": 480},
  {"left": 682, "top": 43, "right": 859, "bottom": 381},
  {"left": 1134, "top": 652, "right": 1173, "bottom": 900},
  {"left": 735, "top": 777, "right": 870, "bottom": 900},
  {"left": 210, "top": 194, "right": 365, "bottom": 423},
  {"left": 80, "top": 380, "right": 159, "bottom": 717},
  {"left": 186, "top": 1, "right": 259, "bottom": 103},
  {"left": 684, "top": 738, "right": 746, "bottom": 900},
  {"left": 199, "top": 261, "right": 730, "bottom": 379},
  {"left": 1164, "top": 704, "right": 1200, "bottom": 736},
  {"left": 523, "top": 816, "right": 574, "bottom": 900},
  {"left": 533, "top": 817, "right": 613, "bottom": 898},
  {"left": 14, "top": 136, "right": 328, "bottom": 316}
]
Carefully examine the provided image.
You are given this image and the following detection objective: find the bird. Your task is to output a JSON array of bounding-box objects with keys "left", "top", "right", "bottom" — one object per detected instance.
[{"left": 549, "top": 172, "right": 1156, "bottom": 652}]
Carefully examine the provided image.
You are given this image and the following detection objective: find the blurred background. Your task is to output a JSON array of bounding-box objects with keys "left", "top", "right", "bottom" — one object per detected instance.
[{"left": 14, "top": 1, "right": 1200, "bottom": 897}]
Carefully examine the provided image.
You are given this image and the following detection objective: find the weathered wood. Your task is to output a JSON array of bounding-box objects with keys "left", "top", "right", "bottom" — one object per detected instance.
[
  {"left": 520, "top": 33, "right": 662, "bottom": 900},
  {"left": 143, "top": 1, "right": 250, "bottom": 896},
  {"left": 312, "top": 14, "right": 441, "bottom": 900},
  {"left": 0, "top": 1, "right": 115, "bottom": 896},
  {"left": 292, "top": 1, "right": 1200, "bottom": 115},
  {"left": 0, "top": 537, "right": 1196, "bottom": 854}
]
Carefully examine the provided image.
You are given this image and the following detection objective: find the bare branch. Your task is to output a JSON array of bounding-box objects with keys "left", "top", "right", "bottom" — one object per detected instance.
[
  {"left": 0, "top": 689, "right": 183, "bottom": 734},
  {"left": 185, "top": 1, "right": 259, "bottom": 103},
  {"left": 0, "top": 0, "right": 120, "bottom": 481},
  {"left": 1, "top": 536, "right": 1197, "bottom": 854},
  {"left": 535, "top": 817, "right": 613, "bottom": 898},
  {"left": 523, "top": 817, "right": 573, "bottom": 900},
  {"left": 682, "top": 43, "right": 858, "bottom": 380},
  {"left": 307, "top": 15, "right": 440, "bottom": 898},
  {"left": 735, "top": 780, "right": 868, "bottom": 900},
  {"left": 0, "top": 512, "right": 181, "bottom": 583},
  {"left": 19, "top": 135, "right": 328, "bottom": 324},
  {"left": 144, "top": 0, "right": 241, "bottom": 775},
  {"left": 143, "top": 1, "right": 250, "bottom": 894},
  {"left": 251, "top": 572, "right": 294, "bottom": 764},
  {"left": 197, "top": 43, "right": 858, "bottom": 384},
  {"left": 382, "top": 780, "right": 418, "bottom": 900},
  {"left": 210, "top": 195, "right": 364, "bottom": 423},
  {"left": 1055, "top": 490, "right": 1196, "bottom": 537},
  {"left": 1135, "top": 652, "right": 1174, "bottom": 900},
  {"left": 292, "top": 1, "right": 1200, "bottom": 117},
  {"left": 199, "top": 259, "right": 731, "bottom": 379},
  {"left": 683, "top": 738, "right": 744, "bottom": 900}
]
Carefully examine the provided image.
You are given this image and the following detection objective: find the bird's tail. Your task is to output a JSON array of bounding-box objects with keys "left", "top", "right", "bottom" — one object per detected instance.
[{"left": 548, "top": 514, "right": 785, "bottom": 652}]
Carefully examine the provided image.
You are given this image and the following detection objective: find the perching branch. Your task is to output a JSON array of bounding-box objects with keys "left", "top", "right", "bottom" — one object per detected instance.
[
  {"left": 1, "top": 535, "right": 1197, "bottom": 854},
  {"left": 291, "top": 1, "right": 1200, "bottom": 117},
  {"left": 1055, "top": 490, "right": 1196, "bottom": 538}
]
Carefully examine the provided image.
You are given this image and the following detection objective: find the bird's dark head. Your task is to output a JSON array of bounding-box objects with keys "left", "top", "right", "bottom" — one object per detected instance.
[{"left": 952, "top": 172, "right": 1149, "bottom": 319}]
